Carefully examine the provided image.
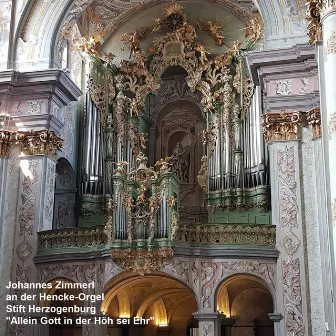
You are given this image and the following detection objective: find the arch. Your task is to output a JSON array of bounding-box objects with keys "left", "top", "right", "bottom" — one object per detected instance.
[
  {"left": 101, "top": 271, "right": 200, "bottom": 317},
  {"left": 214, "top": 273, "right": 276, "bottom": 314},
  {"left": 13, "top": 0, "right": 307, "bottom": 72},
  {"left": 154, "top": 99, "right": 204, "bottom": 126}
]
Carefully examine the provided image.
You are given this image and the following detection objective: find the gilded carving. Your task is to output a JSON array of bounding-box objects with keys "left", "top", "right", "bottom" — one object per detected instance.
[
  {"left": 242, "top": 14, "right": 264, "bottom": 43},
  {"left": 16, "top": 130, "right": 63, "bottom": 156},
  {"left": 306, "top": 1, "right": 322, "bottom": 44},
  {"left": 87, "top": 75, "right": 107, "bottom": 128},
  {"left": 261, "top": 111, "right": 305, "bottom": 142},
  {"left": 38, "top": 226, "right": 108, "bottom": 251},
  {"left": 111, "top": 247, "right": 174, "bottom": 276},
  {"left": 0, "top": 130, "right": 12, "bottom": 157},
  {"left": 176, "top": 224, "right": 276, "bottom": 246},
  {"left": 197, "top": 17, "right": 228, "bottom": 46},
  {"left": 307, "top": 107, "right": 321, "bottom": 138}
]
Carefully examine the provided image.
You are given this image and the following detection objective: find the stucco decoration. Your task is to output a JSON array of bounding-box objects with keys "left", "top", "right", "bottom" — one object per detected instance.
[
  {"left": 325, "top": 31, "right": 336, "bottom": 61},
  {"left": 327, "top": 111, "right": 336, "bottom": 141},
  {"left": 200, "top": 260, "right": 275, "bottom": 312},
  {"left": 14, "top": 0, "right": 308, "bottom": 71},
  {"left": 275, "top": 79, "right": 293, "bottom": 95},
  {"left": 277, "top": 145, "right": 305, "bottom": 336}
]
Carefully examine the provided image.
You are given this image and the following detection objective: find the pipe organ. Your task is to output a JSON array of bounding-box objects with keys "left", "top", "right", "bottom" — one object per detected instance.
[{"left": 77, "top": 0, "right": 269, "bottom": 273}]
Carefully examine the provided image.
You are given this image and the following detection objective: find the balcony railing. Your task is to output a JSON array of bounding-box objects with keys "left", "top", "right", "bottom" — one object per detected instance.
[
  {"left": 37, "top": 223, "right": 275, "bottom": 253},
  {"left": 38, "top": 227, "right": 108, "bottom": 251},
  {"left": 175, "top": 224, "right": 276, "bottom": 246}
]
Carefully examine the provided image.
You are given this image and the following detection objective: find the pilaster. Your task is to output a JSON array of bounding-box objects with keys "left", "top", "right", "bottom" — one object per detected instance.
[
  {"left": 193, "top": 312, "right": 221, "bottom": 336},
  {"left": 268, "top": 137, "right": 308, "bottom": 336},
  {"left": 0, "top": 69, "right": 81, "bottom": 335}
]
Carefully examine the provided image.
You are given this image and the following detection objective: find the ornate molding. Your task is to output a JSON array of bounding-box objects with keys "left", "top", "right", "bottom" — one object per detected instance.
[
  {"left": 307, "top": 107, "right": 321, "bottom": 138},
  {"left": 0, "top": 131, "right": 12, "bottom": 157},
  {"left": 38, "top": 227, "right": 108, "bottom": 251},
  {"left": 261, "top": 111, "right": 305, "bottom": 142},
  {"left": 176, "top": 224, "right": 276, "bottom": 246},
  {"left": 110, "top": 247, "right": 174, "bottom": 276},
  {"left": 16, "top": 130, "right": 63, "bottom": 156}
]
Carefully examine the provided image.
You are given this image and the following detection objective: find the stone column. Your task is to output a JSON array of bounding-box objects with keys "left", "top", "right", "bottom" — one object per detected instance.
[
  {"left": 193, "top": 312, "right": 221, "bottom": 336},
  {"left": 306, "top": 2, "right": 336, "bottom": 332},
  {"left": 262, "top": 112, "right": 308, "bottom": 336},
  {"left": 320, "top": 7, "right": 336, "bottom": 334}
]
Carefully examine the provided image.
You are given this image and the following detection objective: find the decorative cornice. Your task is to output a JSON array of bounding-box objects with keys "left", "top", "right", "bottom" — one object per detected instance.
[
  {"left": 307, "top": 107, "right": 321, "bottom": 138},
  {"left": 16, "top": 130, "right": 63, "bottom": 156},
  {"left": 0, "top": 69, "right": 82, "bottom": 104},
  {"left": 0, "top": 131, "right": 13, "bottom": 158},
  {"left": 245, "top": 44, "right": 316, "bottom": 85},
  {"left": 261, "top": 111, "right": 306, "bottom": 142}
]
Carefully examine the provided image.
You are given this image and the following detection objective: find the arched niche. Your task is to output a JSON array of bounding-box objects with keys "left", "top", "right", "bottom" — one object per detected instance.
[
  {"left": 53, "top": 158, "right": 77, "bottom": 229},
  {"left": 215, "top": 275, "right": 275, "bottom": 336}
]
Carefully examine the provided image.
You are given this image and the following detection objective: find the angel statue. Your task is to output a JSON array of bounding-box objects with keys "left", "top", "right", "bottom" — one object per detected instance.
[
  {"left": 168, "top": 142, "right": 191, "bottom": 182},
  {"left": 120, "top": 27, "right": 148, "bottom": 59},
  {"left": 197, "top": 17, "right": 228, "bottom": 47}
]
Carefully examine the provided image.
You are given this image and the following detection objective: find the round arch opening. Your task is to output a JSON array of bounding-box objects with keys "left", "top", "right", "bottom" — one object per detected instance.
[
  {"left": 215, "top": 275, "right": 275, "bottom": 336},
  {"left": 102, "top": 272, "right": 199, "bottom": 336}
]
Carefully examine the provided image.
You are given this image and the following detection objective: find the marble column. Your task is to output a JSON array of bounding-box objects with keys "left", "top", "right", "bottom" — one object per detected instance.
[
  {"left": 193, "top": 312, "right": 221, "bottom": 336},
  {"left": 319, "top": 7, "right": 336, "bottom": 334}
]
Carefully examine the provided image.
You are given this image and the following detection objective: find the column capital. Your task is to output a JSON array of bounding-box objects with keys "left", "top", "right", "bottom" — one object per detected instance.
[
  {"left": 307, "top": 107, "right": 322, "bottom": 138},
  {"left": 268, "top": 313, "right": 283, "bottom": 322},
  {"left": 16, "top": 130, "right": 63, "bottom": 157},
  {"left": 261, "top": 111, "right": 306, "bottom": 142},
  {"left": 193, "top": 312, "right": 221, "bottom": 321},
  {"left": 0, "top": 130, "right": 12, "bottom": 158}
]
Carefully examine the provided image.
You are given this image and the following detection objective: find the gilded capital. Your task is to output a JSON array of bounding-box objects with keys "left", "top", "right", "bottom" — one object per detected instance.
[
  {"left": 16, "top": 130, "right": 63, "bottom": 157},
  {"left": 261, "top": 111, "right": 305, "bottom": 142},
  {"left": 0, "top": 131, "right": 13, "bottom": 158},
  {"left": 307, "top": 107, "right": 321, "bottom": 138}
]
